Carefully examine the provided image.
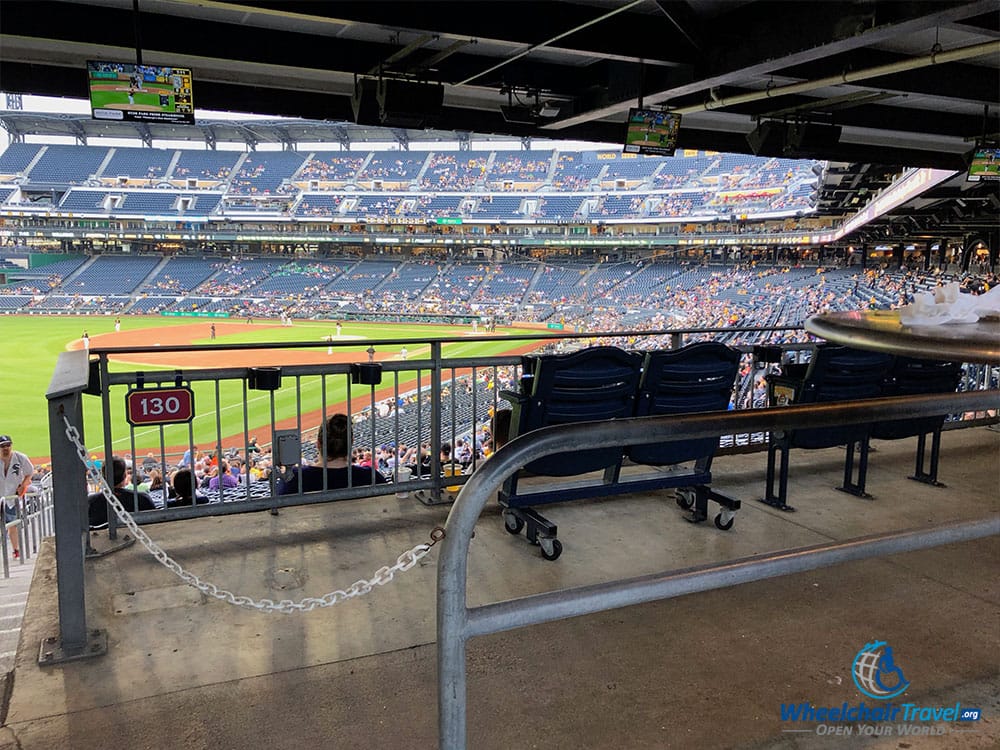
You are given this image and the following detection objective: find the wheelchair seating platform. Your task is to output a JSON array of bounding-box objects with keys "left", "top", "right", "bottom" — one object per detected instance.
[{"left": 499, "top": 343, "right": 741, "bottom": 559}]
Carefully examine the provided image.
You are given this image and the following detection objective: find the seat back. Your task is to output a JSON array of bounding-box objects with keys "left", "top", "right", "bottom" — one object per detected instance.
[
  {"left": 627, "top": 342, "right": 740, "bottom": 465},
  {"left": 512, "top": 346, "right": 643, "bottom": 476},
  {"left": 872, "top": 357, "right": 962, "bottom": 440},
  {"left": 785, "top": 344, "right": 894, "bottom": 449}
]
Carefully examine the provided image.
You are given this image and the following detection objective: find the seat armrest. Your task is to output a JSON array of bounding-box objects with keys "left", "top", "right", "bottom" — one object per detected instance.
[{"left": 498, "top": 389, "right": 525, "bottom": 406}]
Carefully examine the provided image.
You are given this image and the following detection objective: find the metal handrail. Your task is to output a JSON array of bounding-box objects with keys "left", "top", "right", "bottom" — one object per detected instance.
[{"left": 436, "top": 389, "right": 1000, "bottom": 750}]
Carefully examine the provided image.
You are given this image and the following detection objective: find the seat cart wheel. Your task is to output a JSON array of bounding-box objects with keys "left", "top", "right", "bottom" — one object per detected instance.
[
  {"left": 539, "top": 538, "right": 563, "bottom": 561},
  {"left": 503, "top": 510, "right": 524, "bottom": 535},
  {"left": 675, "top": 488, "right": 695, "bottom": 510},
  {"left": 714, "top": 510, "right": 735, "bottom": 531}
]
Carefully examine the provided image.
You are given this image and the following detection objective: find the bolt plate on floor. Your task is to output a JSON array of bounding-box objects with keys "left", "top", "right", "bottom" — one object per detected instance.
[{"left": 38, "top": 629, "right": 107, "bottom": 666}]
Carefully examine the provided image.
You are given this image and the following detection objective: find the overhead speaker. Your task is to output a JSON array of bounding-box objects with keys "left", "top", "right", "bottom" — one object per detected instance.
[
  {"left": 351, "top": 78, "right": 380, "bottom": 126},
  {"left": 785, "top": 123, "right": 842, "bottom": 157},
  {"left": 375, "top": 79, "right": 444, "bottom": 128},
  {"left": 745, "top": 121, "right": 787, "bottom": 157}
]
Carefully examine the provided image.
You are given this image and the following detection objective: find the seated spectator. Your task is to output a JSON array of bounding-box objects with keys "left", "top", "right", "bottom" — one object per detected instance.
[
  {"left": 88, "top": 456, "right": 156, "bottom": 529},
  {"left": 208, "top": 459, "right": 238, "bottom": 490},
  {"left": 125, "top": 470, "right": 152, "bottom": 494},
  {"left": 169, "top": 468, "right": 209, "bottom": 507},
  {"left": 147, "top": 468, "right": 171, "bottom": 498},
  {"left": 278, "top": 414, "right": 386, "bottom": 494},
  {"left": 440, "top": 442, "right": 456, "bottom": 471}
]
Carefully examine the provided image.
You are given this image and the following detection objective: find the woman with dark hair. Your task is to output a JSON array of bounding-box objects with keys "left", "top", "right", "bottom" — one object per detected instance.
[
  {"left": 277, "top": 414, "right": 386, "bottom": 494},
  {"left": 169, "top": 468, "right": 209, "bottom": 507}
]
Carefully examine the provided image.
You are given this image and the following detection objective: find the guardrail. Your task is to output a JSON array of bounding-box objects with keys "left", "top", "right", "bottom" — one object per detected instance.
[
  {"left": 1, "top": 489, "right": 55, "bottom": 578},
  {"left": 76, "top": 325, "right": 1000, "bottom": 525},
  {"left": 42, "top": 330, "right": 999, "bottom": 663},
  {"left": 435, "top": 390, "right": 1000, "bottom": 750}
]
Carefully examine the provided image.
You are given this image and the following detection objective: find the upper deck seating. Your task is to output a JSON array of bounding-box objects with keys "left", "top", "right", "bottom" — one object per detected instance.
[
  {"left": 418, "top": 152, "right": 490, "bottom": 191},
  {"left": 485, "top": 151, "right": 553, "bottom": 187},
  {"left": 357, "top": 153, "right": 427, "bottom": 184},
  {"left": 102, "top": 147, "right": 173, "bottom": 181},
  {"left": 601, "top": 155, "right": 661, "bottom": 183},
  {"left": 172, "top": 151, "right": 240, "bottom": 182},
  {"left": 228, "top": 152, "right": 305, "bottom": 195},
  {"left": 299, "top": 152, "right": 366, "bottom": 183},
  {"left": 550, "top": 151, "right": 603, "bottom": 190},
  {"left": 0, "top": 144, "right": 44, "bottom": 177},
  {"left": 27, "top": 145, "right": 110, "bottom": 184}
]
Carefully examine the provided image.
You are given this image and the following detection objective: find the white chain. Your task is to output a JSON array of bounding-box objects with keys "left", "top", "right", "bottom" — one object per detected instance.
[{"left": 62, "top": 416, "right": 443, "bottom": 613}]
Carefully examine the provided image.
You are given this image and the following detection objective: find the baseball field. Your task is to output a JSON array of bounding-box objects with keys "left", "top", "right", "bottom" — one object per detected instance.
[{"left": 4, "top": 315, "right": 544, "bottom": 462}]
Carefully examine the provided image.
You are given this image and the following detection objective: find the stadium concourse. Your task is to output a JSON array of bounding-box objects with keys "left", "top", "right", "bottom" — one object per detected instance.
[
  {"left": 0, "top": 0, "right": 997, "bottom": 742},
  {"left": 0, "top": 426, "right": 997, "bottom": 749}
]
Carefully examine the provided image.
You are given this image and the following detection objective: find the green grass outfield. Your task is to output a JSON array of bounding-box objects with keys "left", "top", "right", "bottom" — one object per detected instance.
[
  {"left": 90, "top": 84, "right": 177, "bottom": 112},
  {"left": 2, "top": 315, "right": 543, "bottom": 461}
]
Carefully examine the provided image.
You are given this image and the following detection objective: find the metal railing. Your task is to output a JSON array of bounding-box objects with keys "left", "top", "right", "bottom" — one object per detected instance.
[
  {"left": 42, "top": 329, "right": 999, "bottom": 662},
  {"left": 78, "top": 326, "right": 999, "bottom": 526},
  {"left": 435, "top": 390, "right": 1000, "bottom": 750},
  {"left": 1, "top": 488, "right": 55, "bottom": 578}
]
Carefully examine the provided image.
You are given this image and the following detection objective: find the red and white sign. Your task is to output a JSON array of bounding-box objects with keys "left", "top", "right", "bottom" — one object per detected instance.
[{"left": 125, "top": 387, "right": 195, "bottom": 426}]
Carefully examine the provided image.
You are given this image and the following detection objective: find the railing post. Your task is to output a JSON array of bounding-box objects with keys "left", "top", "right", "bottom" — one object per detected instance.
[
  {"left": 428, "top": 341, "right": 444, "bottom": 502},
  {"left": 43, "top": 350, "right": 107, "bottom": 665}
]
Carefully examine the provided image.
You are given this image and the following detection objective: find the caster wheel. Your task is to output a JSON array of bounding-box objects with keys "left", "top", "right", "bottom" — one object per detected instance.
[
  {"left": 503, "top": 512, "right": 524, "bottom": 535},
  {"left": 539, "top": 538, "right": 563, "bottom": 561},
  {"left": 714, "top": 513, "right": 735, "bottom": 531},
  {"left": 676, "top": 489, "right": 695, "bottom": 510}
]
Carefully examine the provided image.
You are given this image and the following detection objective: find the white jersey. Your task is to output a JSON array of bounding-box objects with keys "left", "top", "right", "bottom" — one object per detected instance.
[{"left": 0, "top": 450, "right": 34, "bottom": 507}]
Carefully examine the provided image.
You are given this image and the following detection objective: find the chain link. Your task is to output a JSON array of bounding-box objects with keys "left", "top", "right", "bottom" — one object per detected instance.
[{"left": 63, "top": 416, "right": 444, "bottom": 614}]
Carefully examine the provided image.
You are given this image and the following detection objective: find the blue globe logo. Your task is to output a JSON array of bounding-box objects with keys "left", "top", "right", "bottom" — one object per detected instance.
[{"left": 852, "top": 640, "right": 910, "bottom": 700}]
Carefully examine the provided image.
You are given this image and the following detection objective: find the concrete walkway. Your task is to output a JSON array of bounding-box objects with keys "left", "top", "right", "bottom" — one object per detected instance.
[
  {"left": 0, "top": 427, "right": 997, "bottom": 749},
  {"left": 0, "top": 556, "right": 34, "bottom": 674}
]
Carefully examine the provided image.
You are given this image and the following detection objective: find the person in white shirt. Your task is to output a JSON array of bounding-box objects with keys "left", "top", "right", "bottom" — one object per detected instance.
[{"left": 0, "top": 435, "right": 34, "bottom": 559}]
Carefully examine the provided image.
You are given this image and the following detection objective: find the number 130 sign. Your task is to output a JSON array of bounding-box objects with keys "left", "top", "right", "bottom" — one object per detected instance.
[{"left": 125, "top": 387, "right": 195, "bottom": 426}]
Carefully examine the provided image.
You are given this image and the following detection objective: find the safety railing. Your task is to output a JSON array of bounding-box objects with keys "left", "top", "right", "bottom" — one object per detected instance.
[
  {"left": 1, "top": 488, "right": 55, "bottom": 578},
  {"left": 76, "top": 325, "right": 1000, "bottom": 530},
  {"left": 436, "top": 389, "right": 1000, "bottom": 750},
  {"left": 43, "top": 330, "right": 999, "bottom": 663}
]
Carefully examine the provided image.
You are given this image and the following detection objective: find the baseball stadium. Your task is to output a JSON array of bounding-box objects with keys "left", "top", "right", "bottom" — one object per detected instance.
[{"left": 0, "top": 1, "right": 998, "bottom": 749}]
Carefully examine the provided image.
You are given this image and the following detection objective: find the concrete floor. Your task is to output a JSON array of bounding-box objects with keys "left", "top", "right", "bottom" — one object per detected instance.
[{"left": 0, "top": 426, "right": 997, "bottom": 750}]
